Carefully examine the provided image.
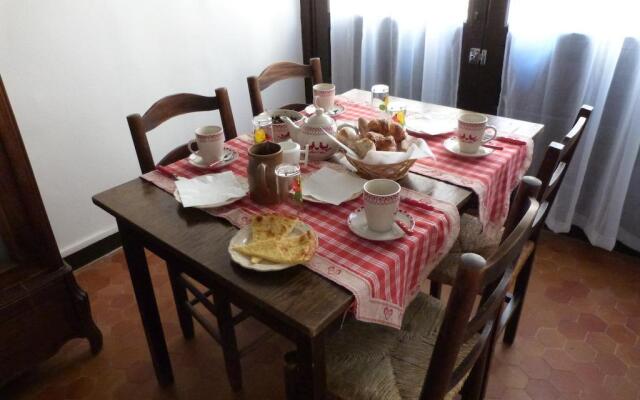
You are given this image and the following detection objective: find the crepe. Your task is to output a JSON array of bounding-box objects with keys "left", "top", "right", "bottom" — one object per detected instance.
[
  {"left": 234, "top": 231, "right": 317, "bottom": 264},
  {"left": 250, "top": 214, "right": 298, "bottom": 241}
]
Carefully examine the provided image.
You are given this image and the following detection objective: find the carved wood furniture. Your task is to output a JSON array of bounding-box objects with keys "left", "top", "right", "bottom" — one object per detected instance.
[
  {"left": 247, "top": 58, "right": 323, "bottom": 116},
  {"left": 0, "top": 75, "right": 102, "bottom": 386}
]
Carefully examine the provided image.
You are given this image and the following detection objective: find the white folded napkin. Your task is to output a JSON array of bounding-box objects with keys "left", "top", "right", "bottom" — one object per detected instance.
[
  {"left": 175, "top": 171, "right": 247, "bottom": 208},
  {"left": 303, "top": 167, "right": 366, "bottom": 206},
  {"left": 406, "top": 117, "right": 457, "bottom": 136},
  {"left": 359, "top": 137, "right": 435, "bottom": 164}
]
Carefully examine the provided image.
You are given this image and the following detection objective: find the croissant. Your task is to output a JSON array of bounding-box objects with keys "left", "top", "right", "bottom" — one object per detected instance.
[{"left": 388, "top": 121, "right": 406, "bottom": 143}]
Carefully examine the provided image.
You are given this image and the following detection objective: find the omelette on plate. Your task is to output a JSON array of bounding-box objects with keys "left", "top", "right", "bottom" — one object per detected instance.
[{"left": 234, "top": 214, "right": 317, "bottom": 265}]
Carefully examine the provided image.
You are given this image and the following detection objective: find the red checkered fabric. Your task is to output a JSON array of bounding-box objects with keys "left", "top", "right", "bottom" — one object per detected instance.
[
  {"left": 334, "top": 97, "right": 533, "bottom": 235},
  {"left": 142, "top": 136, "right": 459, "bottom": 328}
]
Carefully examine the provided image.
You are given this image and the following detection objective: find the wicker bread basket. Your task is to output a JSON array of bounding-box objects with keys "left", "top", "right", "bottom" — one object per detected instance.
[{"left": 346, "top": 154, "right": 416, "bottom": 181}]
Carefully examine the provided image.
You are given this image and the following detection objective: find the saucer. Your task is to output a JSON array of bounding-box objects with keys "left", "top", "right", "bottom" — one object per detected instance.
[
  {"left": 405, "top": 114, "right": 456, "bottom": 136},
  {"left": 188, "top": 148, "right": 238, "bottom": 169},
  {"left": 304, "top": 104, "right": 345, "bottom": 117},
  {"left": 442, "top": 137, "right": 494, "bottom": 158},
  {"left": 347, "top": 208, "right": 415, "bottom": 241}
]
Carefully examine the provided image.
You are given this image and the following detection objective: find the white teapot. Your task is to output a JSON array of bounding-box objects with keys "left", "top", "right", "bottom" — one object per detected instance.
[{"left": 282, "top": 108, "right": 341, "bottom": 161}]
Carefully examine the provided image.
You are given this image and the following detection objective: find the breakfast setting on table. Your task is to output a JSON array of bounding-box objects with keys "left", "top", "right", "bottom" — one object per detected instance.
[{"left": 142, "top": 82, "right": 533, "bottom": 327}]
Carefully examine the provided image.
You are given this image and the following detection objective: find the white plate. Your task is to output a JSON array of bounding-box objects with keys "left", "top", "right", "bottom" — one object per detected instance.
[
  {"left": 173, "top": 176, "right": 248, "bottom": 209},
  {"left": 188, "top": 148, "right": 238, "bottom": 170},
  {"left": 405, "top": 115, "right": 456, "bottom": 136},
  {"left": 228, "top": 221, "right": 317, "bottom": 272},
  {"left": 347, "top": 208, "right": 415, "bottom": 241},
  {"left": 304, "top": 104, "right": 346, "bottom": 117},
  {"left": 442, "top": 137, "right": 494, "bottom": 158},
  {"left": 303, "top": 191, "right": 362, "bottom": 204}
]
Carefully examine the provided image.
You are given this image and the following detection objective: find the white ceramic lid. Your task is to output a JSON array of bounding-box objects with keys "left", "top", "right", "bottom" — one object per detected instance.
[{"left": 305, "top": 108, "right": 336, "bottom": 129}]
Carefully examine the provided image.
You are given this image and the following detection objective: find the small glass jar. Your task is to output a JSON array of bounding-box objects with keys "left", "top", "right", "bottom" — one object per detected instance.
[
  {"left": 252, "top": 114, "right": 273, "bottom": 143},
  {"left": 371, "top": 84, "right": 390, "bottom": 111},
  {"left": 387, "top": 102, "right": 407, "bottom": 127},
  {"left": 275, "top": 163, "right": 303, "bottom": 210}
]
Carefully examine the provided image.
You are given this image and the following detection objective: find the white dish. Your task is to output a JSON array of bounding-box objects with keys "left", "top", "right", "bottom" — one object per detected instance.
[
  {"left": 173, "top": 175, "right": 248, "bottom": 209},
  {"left": 405, "top": 115, "right": 456, "bottom": 136},
  {"left": 228, "top": 221, "right": 317, "bottom": 272},
  {"left": 188, "top": 148, "right": 238, "bottom": 170},
  {"left": 304, "top": 191, "right": 361, "bottom": 204},
  {"left": 347, "top": 208, "right": 415, "bottom": 241},
  {"left": 442, "top": 137, "right": 494, "bottom": 158},
  {"left": 304, "top": 104, "right": 345, "bottom": 117}
]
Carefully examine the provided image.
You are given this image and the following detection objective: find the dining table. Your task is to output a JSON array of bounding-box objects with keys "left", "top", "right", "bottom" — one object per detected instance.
[{"left": 92, "top": 88, "right": 543, "bottom": 399}]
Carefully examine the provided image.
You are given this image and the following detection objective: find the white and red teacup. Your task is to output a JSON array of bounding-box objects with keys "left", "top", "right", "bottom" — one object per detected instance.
[
  {"left": 188, "top": 126, "right": 224, "bottom": 163},
  {"left": 313, "top": 83, "right": 336, "bottom": 112},
  {"left": 363, "top": 179, "right": 401, "bottom": 232},
  {"left": 456, "top": 113, "right": 497, "bottom": 154}
]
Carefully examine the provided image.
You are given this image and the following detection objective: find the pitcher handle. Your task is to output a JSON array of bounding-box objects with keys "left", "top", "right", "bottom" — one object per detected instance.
[{"left": 482, "top": 126, "right": 498, "bottom": 143}]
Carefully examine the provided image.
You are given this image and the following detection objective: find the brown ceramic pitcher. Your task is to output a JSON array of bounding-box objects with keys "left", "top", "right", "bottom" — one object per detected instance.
[{"left": 247, "top": 142, "right": 283, "bottom": 205}]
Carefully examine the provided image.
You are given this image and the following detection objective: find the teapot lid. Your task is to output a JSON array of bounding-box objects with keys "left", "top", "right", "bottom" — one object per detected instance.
[{"left": 305, "top": 107, "right": 335, "bottom": 128}]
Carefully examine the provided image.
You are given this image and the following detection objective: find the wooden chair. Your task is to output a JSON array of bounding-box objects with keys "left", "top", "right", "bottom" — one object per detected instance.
[
  {"left": 126, "top": 88, "right": 248, "bottom": 391},
  {"left": 127, "top": 88, "right": 237, "bottom": 173},
  {"left": 283, "top": 178, "right": 541, "bottom": 400},
  {"left": 428, "top": 105, "right": 593, "bottom": 346},
  {"left": 247, "top": 58, "right": 323, "bottom": 116}
]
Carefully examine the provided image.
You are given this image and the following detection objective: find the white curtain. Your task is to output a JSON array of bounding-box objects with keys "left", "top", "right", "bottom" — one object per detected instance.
[
  {"left": 499, "top": 0, "right": 640, "bottom": 251},
  {"left": 330, "top": 0, "right": 468, "bottom": 107}
]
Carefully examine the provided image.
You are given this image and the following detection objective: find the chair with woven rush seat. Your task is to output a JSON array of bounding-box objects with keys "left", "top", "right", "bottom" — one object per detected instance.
[
  {"left": 247, "top": 57, "right": 323, "bottom": 116},
  {"left": 428, "top": 105, "right": 593, "bottom": 346},
  {"left": 283, "top": 178, "right": 541, "bottom": 400},
  {"left": 126, "top": 88, "right": 249, "bottom": 391}
]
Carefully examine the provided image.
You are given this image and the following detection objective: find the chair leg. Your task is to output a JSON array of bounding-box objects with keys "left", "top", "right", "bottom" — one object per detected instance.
[
  {"left": 503, "top": 254, "right": 535, "bottom": 345},
  {"left": 213, "top": 291, "right": 243, "bottom": 392},
  {"left": 284, "top": 351, "right": 299, "bottom": 400},
  {"left": 430, "top": 281, "right": 442, "bottom": 299},
  {"left": 167, "top": 262, "right": 195, "bottom": 340}
]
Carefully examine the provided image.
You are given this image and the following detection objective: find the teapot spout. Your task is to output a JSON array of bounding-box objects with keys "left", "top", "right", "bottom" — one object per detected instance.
[{"left": 281, "top": 116, "right": 301, "bottom": 140}]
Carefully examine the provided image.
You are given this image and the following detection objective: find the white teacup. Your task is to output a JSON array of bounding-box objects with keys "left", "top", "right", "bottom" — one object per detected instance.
[
  {"left": 363, "top": 179, "right": 401, "bottom": 232},
  {"left": 457, "top": 113, "right": 497, "bottom": 154},
  {"left": 188, "top": 126, "right": 224, "bottom": 163},
  {"left": 313, "top": 83, "right": 336, "bottom": 112},
  {"left": 279, "top": 140, "right": 309, "bottom": 166}
]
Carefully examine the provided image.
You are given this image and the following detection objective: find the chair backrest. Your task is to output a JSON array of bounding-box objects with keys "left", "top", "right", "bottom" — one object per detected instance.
[
  {"left": 127, "top": 87, "right": 237, "bottom": 174},
  {"left": 528, "top": 105, "right": 592, "bottom": 238},
  {"left": 247, "top": 58, "right": 323, "bottom": 116},
  {"left": 420, "top": 177, "right": 541, "bottom": 400}
]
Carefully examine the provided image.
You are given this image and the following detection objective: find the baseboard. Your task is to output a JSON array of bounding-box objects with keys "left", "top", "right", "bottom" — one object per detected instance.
[{"left": 63, "top": 232, "right": 121, "bottom": 270}]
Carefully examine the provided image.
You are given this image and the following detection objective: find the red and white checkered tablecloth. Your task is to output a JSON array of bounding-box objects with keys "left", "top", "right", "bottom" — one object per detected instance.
[
  {"left": 333, "top": 97, "right": 533, "bottom": 235},
  {"left": 141, "top": 136, "right": 459, "bottom": 328}
]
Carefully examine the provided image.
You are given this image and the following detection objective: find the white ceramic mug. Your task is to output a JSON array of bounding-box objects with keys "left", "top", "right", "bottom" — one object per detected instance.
[
  {"left": 313, "top": 83, "right": 336, "bottom": 112},
  {"left": 188, "top": 126, "right": 224, "bottom": 163},
  {"left": 456, "top": 113, "right": 497, "bottom": 154},
  {"left": 279, "top": 140, "right": 309, "bottom": 166},
  {"left": 363, "top": 179, "right": 401, "bottom": 232}
]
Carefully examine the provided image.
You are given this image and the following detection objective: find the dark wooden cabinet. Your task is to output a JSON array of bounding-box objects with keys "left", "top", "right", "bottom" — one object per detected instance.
[{"left": 0, "top": 75, "right": 102, "bottom": 386}]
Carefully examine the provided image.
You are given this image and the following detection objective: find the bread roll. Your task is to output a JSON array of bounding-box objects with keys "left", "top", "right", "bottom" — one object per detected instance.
[
  {"left": 364, "top": 131, "right": 386, "bottom": 144},
  {"left": 398, "top": 138, "right": 411, "bottom": 152},
  {"left": 377, "top": 118, "right": 390, "bottom": 135},
  {"left": 337, "top": 126, "right": 359, "bottom": 147},
  {"left": 388, "top": 121, "right": 406, "bottom": 142},
  {"left": 358, "top": 117, "right": 369, "bottom": 136},
  {"left": 376, "top": 136, "right": 397, "bottom": 152},
  {"left": 353, "top": 138, "right": 375, "bottom": 158},
  {"left": 367, "top": 119, "right": 381, "bottom": 133}
]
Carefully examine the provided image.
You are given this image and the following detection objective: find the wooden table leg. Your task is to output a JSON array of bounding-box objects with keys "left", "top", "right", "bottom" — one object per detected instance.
[
  {"left": 118, "top": 220, "right": 174, "bottom": 386},
  {"left": 212, "top": 291, "right": 243, "bottom": 392},
  {"left": 295, "top": 332, "right": 326, "bottom": 400}
]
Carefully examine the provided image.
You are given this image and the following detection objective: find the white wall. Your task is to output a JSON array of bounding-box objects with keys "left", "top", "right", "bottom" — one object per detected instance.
[{"left": 0, "top": 0, "right": 305, "bottom": 255}]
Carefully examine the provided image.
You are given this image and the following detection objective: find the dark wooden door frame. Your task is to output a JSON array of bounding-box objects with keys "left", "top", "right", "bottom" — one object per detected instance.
[
  {"left": 299, "top": 0, "right": 331, "bottom": 99},
  {"left": 457, "top": 0, "right": 510, "bottom": 114}
]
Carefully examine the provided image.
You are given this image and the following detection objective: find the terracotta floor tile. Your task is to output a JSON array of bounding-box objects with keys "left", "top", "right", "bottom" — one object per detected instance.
[{"left": 1, "top": 231, "right": 639, "bottom": 400}]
